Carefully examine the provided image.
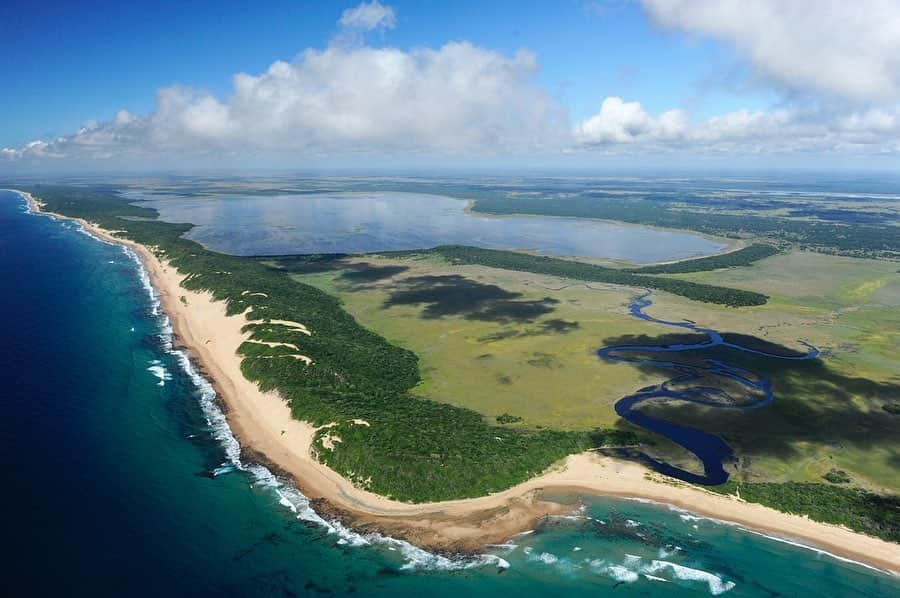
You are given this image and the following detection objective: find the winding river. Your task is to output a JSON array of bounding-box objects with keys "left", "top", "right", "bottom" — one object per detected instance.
[{"left": 598, "top": 292, "right": 820, "bottom": 485}]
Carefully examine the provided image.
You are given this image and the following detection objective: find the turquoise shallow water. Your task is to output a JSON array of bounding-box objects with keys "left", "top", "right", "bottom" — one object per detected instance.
[{"left": 2, "top": 189, "right": 898, "bottom": 596}]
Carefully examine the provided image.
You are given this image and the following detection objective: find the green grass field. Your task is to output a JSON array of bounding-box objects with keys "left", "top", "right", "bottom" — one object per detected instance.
[
  {"left": 287, "top": 256, "right": 673, "bottom": 431},
  {"left": 286, "top": 249, "right": 900, "bottom": 494},
  {"left": 643, "top": 251, "right": 900, "bottom": 492},
  {"left": 659, "top": 250, "right": 900, "bottom": 383}
]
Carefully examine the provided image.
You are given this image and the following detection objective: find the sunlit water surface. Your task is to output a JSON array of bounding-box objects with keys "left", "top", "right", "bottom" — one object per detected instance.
[{"left": 133, "top": 191, "right": 726, "bottom": 263}]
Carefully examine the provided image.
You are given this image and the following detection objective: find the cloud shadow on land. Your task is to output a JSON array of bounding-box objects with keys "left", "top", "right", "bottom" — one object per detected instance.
[
  {"left": 383, "top": 274, "right": 558, "bottom": 322},
  {"left": 264, "top": 255, "right": 409, "bottom": 284},
  {"left": 599, "top": 332, "right": 900, "bottom": 476},
  {"left": 338, "top": 264, "right": 409, "bottom": 284},
  {"left": 477, "top": 319, "right": 581, "bottom": 343},
  {"left": 537, "top": 318, "right": 581, "bottom": 334}
]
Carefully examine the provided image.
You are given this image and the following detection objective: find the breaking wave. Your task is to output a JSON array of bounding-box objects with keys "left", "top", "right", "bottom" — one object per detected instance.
[
  {"left": 125, "top": 243, "right": 507, "bottom": 573},
  {"left": 588, "top": 554, "right": 735, "bottom": 594},
  {"left": 147, "top": 360, "right": 172, "bottom": 386}
]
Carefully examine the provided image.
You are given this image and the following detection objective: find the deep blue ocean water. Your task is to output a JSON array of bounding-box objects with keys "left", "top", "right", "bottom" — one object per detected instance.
[{"left": 2, "top": 189, "right": 898, "bottom": 596}]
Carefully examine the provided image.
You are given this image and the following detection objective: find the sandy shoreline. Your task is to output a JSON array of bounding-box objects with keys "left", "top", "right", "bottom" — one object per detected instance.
[{"left": 18, "top": 190, "right": 900, "bottom": 575}]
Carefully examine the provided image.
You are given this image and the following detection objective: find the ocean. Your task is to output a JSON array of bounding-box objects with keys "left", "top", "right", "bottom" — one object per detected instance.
[{"left": 2, "top": 189, "right": 897, "bottom": 596}]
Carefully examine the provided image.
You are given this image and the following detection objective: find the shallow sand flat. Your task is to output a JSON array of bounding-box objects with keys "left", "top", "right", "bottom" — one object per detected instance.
[{"left": 22, "top": 190, "right": 900, "bottom": 574}]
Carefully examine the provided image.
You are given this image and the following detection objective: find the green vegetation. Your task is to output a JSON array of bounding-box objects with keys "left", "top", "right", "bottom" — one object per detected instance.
[
  {"left": 24, "top": 184, "right": 636, "bottom": 502},
  {"left": 711, "top": 481, "right": 900, "bottom": 542},
  {"left": 496, "top": 413, "right": 523, "bottom": 424},
  {"left": 628, "top": 244, "right": 779, "bottom": 274},
  {"left": 473, "top": 196, "right": 900, "bottom": 258},
  {"left": 381, "top": 245, "right": 769, "bottom": 307},
  {"left": 286, "top": 257, "right": 670, "bottom": 431},
  {"left": 883, "top": 403, "right": 900, "bottom": 415},
  {"left": 823, "top": 469, "right": 851, "bottom": 484}
]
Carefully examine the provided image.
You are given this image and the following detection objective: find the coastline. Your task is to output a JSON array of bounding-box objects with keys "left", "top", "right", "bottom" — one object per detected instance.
[{"left": 18, "top": 190, "right": 900, "bottom": 575}]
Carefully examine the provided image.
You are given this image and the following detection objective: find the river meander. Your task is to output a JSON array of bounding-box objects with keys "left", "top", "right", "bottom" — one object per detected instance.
[{"left": 599, "top": 292, "right": 819, "bottom": 485}]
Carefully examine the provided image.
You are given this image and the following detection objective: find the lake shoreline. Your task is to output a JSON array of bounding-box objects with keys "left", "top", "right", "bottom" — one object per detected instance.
[
  {"left": 18, "top": 189, "right": 900, "bottom": 576},
  {"left": 140, "top": 190, "right": 729, "bottom": 264}
]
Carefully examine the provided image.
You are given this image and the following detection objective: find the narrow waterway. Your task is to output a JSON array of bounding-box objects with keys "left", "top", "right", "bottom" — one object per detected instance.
[{"left": 598, "top": 292, "right": 819, "bottom": 485}]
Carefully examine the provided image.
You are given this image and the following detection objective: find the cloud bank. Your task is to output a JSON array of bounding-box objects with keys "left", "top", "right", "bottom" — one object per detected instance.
[
  {"left": 3, "top": 41, "right": 561, "bottom": 160},
  {"left": 641, "top": 0, "right": 900, "bottom": 103},
  {"left": 4, "top": 1, "right": 900, "bottom": 164},
  {"left": 574, "top": 97, "right": 900, "bottom": 154}
]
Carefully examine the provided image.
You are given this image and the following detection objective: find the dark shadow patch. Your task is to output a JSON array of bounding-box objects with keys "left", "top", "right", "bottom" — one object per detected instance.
[
  {"left": 721, "top": 332, "right": 808, "bottom": 357},
  {"left": 264, "top": 255, "right": 408, "bottom": 284},
  {"left": 496, "top": 374, "right": 513, "bottom": 385},
  {"left": 478, "top": 319, "right": 581, "bottom": 343},
  {"left": 527, "top": 352, "right": 562, "bottom": 368},
  {"left": 339, "top": 264, "right": 409, "bottom": 284},
  {"left": 538, "top": 319, "right": 580, "bottom": 334},
  {"left": 478, "top": 330, "right": 520, "bottom": 343},
  {"left": 476, "top": 298, "right": 558, "bottom": 322},
  {"left": 385, "top": 275, "right": 557, "bottom": 322},
  {"left": 263, "top": 254, "right": 351, "bottom": 274},
  {"left": 496, "top": 413, "right": 522, "bottom": 424},
  {"left": 602, "top": 332, "right": 710, "bottom": 348},
  {"left": 600, "top": 331, "right": 900, "bottom": 471}
]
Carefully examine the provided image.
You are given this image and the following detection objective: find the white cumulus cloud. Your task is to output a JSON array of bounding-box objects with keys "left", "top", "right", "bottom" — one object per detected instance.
[
  {"left": 338, "top": 1, "right": 396, "bottom": 31},
  {"left": 575, "top": 97, "right": 687, "bottom": 143},
  {"left": 576, "top": 97, "right": 900, "bottom": 154},
  {"left": 2, "top": 42, "right": 561, "bottom": 160},
  {"left": 6, "top": 2, "right": 900, "bottom": 164},
  {"left": 641, "top": 0, "right": 900, "bottom": 102}
]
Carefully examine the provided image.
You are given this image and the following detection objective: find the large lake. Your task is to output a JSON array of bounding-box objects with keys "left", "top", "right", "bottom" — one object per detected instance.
[{"left": 137, "top": 192, "right": 726, "bottom": 263}]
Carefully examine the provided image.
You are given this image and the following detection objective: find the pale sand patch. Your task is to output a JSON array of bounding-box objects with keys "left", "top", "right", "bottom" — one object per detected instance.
[
  {"left": 241, "top": 291, "right": 269, "bottom": 298},
  {"left": 321, "top": 433, "right": 342, "bottom": 450},
  {"left": 254, "top": 354, "right": 313, "bottom": 364},
  {"left": 243, "top": 340, "right": 313, "bottom": 364},
  {"left": 21, "top": 191, "right": 900, "bottom": 573},
  {"left": 252, "top": 318, "right": 312, "bottom": 335},
  {"left": 244, "top": 339, "right": 303, "bottom": 352}
]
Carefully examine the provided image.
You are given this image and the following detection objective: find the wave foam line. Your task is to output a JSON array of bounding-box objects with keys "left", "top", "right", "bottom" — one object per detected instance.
[
  {"left": 125, "top": 245, "right": 506, "bottom": 572},
  {"left": 626, "top": 497, "right": 899, "bottom": 578}
]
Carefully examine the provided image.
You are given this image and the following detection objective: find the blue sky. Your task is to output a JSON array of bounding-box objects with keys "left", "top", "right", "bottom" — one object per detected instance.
[
  {"left": 3, "top": 1, "right": 751, "bottom": 144},
  {"left": 2, "top": 1, "right": 899, "bottom": 170}
]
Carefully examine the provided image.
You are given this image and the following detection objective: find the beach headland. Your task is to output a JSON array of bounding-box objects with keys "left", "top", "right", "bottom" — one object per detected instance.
[{"left": 18, "top": 189, "right": 900, "bottom": 575}]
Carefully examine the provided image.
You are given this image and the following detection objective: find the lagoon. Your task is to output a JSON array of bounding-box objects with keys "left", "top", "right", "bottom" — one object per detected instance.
[{"left": 136, "top": 191, "right": 726, "bottom": 262}]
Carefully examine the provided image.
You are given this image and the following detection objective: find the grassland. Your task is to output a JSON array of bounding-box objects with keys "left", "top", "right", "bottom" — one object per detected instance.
[
  {"left": 275, "top": 248, "right": 900, "bottom": 497},
  {"left": 277, "top": 255, "right": 675, "bottom": 431},
  {"left": 381, "top": 245, "right": 769, "bottom": 306},
  {"left": 636, "top": 251, "right": 900, "bottom": 493},
  {"left": 657, "top": 251, "right": 900, "bottom": 385}
]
